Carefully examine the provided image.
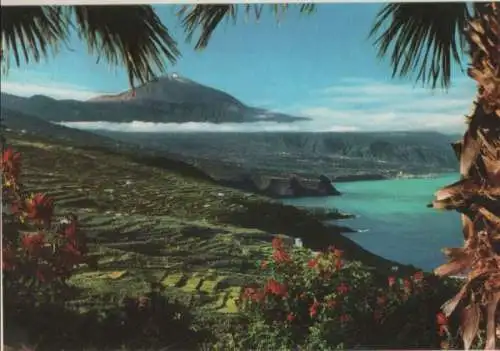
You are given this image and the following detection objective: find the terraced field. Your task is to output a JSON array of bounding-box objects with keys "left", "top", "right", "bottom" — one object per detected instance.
[{"left": 5, "top": 131, "right": 415, "bottom": 319}]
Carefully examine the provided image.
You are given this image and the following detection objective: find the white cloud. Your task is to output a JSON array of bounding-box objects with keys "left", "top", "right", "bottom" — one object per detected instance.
[
  {"left": 295, "top": 77, "right": 476, "bottom": 133},
  {"left": 1, "top": 81, "right": 102, "bottom": 101},
  {"left": 57, "top": 121, "right": 359, "bottom": 133}
]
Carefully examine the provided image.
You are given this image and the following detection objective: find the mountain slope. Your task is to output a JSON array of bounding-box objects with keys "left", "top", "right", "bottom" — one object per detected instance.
[
  {"left": 96, "top": 131, "right": 459, "bottom": 181},
  {"left": 3, "top": 130, "right": 413, "bottom": 321},
  {"left": 0, "top": 75, "right": 309, "bottom": 124},
  {"left": 1, "top": 107, "right": 120, "bottom": 148}
]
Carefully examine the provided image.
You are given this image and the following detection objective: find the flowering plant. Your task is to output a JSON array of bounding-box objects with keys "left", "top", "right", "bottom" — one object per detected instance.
[
  {"left": 221, "top": 236, "right": 478, "bottom": 350},
  {"left": 2, "top": 146, "right": 92, "bottom": 296}
]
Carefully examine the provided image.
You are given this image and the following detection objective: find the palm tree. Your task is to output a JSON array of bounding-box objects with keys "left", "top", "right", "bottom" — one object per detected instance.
[
  {"left": 1, "top": 5, "right": 180, "bottom": 88},
  {"left": 178, "top": 3, "right": 499, "bottom": 350},
  {"left": 372, "top": 4, "right": 499, "bottom": 350}
]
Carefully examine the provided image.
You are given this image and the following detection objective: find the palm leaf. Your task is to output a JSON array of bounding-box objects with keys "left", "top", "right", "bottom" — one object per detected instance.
[
  {"left": 178, "top": 4, "right": 316, "bottom": 50},
  {"left": 71, "top": 5, "right": 180, "bottom": 88},
  {"left": 1, "top": 6, "right": 68, "bottom": 69},
  {"left": 369, "top": 3, "right": 471, "bottom": 89}
]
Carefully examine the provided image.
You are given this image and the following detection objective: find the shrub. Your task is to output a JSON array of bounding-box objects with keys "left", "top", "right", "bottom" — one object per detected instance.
[
  {"left": 6, "top": 282, "right": 203, "bottom": 350},
  {"left": 213, "top": 236, "right": 484, "bottom": 350},
  {"left": 2, "top": 146, "right": 93, "bottom": 303}
]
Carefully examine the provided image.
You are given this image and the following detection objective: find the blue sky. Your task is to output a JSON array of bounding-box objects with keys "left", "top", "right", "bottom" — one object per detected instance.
[{"left": 1, "top": 4, "right": 475, "bottom": 133}]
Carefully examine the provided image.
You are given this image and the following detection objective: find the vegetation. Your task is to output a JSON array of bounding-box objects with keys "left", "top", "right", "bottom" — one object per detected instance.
[
  {"left": 2, "top": 131, "right": 413, "bottom": 349},
  {"left": 94, "top": 130, "right": 460, "bottom": 182},
  {"left": 178, "top": 3, "right": 500, "bottom": 349},
  {"left": 211, "top": 238, "right": 478, "bottom": 350},
  {"left": 2, "top": 2, "right": 499, "bottom": 350},
  {"left": 371, "top": 3, "right": 500, "bottom": 349},
  {"left": 1, "top": 6, "right": 179, "bottom": 87}
]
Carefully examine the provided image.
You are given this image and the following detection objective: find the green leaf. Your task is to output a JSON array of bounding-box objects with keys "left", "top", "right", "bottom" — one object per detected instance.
[{"left": 369, "top": 3, "right": 470, "bottom": 89}]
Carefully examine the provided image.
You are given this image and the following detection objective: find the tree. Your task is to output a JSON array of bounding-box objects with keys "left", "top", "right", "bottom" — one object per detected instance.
[
  {"left": 1, "top": 5, "right": 180, "bottom": 88},
  {"left": 371, "top": 4, "right": 499, "bottom": 350},
  {"left": 179, "top": 3, "right": 499, "bottom": 350}
]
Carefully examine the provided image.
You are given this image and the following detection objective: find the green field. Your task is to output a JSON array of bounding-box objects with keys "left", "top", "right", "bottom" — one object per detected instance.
[{"left": 4, "top": 130, "right": 418, "bottom": 349}]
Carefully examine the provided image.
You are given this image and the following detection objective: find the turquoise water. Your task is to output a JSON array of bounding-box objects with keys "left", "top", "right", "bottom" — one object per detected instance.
[{"left": 283, "top": 174, "right": 463, "bottom": 271}]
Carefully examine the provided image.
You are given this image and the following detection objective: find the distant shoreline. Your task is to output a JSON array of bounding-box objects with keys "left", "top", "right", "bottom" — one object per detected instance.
[{"left": 332, "top": 171, "right": 456, "bottom": 183}]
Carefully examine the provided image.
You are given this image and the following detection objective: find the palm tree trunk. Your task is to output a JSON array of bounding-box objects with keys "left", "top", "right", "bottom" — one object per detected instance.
[{"left": 432, "top": 2, "right": 500, "bottom": 350}]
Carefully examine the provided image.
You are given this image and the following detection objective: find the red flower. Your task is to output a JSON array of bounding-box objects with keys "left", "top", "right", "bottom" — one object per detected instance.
[
  {"left": 56, "top": 244, "right": 84, "bottom": 275},
  {"left": 242, "top": 287, "right": 265, "bottom": 302},
  {"left": 265, "top": 279, "right": 288, "bottom": 297},
  {"left": 333, "top": 249, "right": 343, "bottom": 258},
  {"left": 413, "top": 271, "right": 424, "bottom": 282},
  {"left": 308, "top": 258, "right": 318, "bottom": 268},
  {"left": 335, "top": 258, "right": 343, "bottom": 270},
  {"left": 438, "top": 324, "right": 449, "bottom": 337},
  {"left": 21, "top": 233, "right": 46, "bottom": 256},
  {"left": 436, "top": 312, "right": 449, "bottom": 336},
  {"left": 336, "top": 282, "right": 350, "bottom": 294},
  {"left": 388, "top": 276, "right": 396, "bottom": 287},
  {"left": 272, "top": 237, "right": 284, "bottom": 250},
  {"left": 242, "top": 287, "right": 256, "bottom": 298},
  {"left": 309, "top": 299, "right": 320, "bottom": 317},
  {"left": 25, "top": 193, "right": 54, "bottom": 225},
  {"left": 287, "top": 313, "right": 296, "bottom": 322},
  {"left": 272, "top": 248, "right": 291, "bottom": 263},
  {"left": 436, "top": 312, "right": 448, "bottom": 326},
  {"left": 339, "top": 314, "right": 351, "bottom": 323},
  {"left": 63, "top": 218, "right": 78, "bottom": 241},
  {"left": 1, "top": 147, "right": 21, "bottom": 180}
]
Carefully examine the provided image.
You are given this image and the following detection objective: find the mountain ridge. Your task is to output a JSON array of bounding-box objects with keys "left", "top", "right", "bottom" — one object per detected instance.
[{"left": 0, "top": 74, "right": 309, "bottom": 124}]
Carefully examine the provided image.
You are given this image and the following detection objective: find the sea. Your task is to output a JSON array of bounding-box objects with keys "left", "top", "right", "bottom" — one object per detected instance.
[{"left": 283, "top": 173, "right": 463, "bottom": 272}]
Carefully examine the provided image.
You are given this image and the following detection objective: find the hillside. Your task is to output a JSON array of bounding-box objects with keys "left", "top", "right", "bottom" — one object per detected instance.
[
  {"left": 95, "top": 131, "right": 460, "bottom": 182},
  {"left": 1, "top": 107, "right": 120, "bottom": 148},
  {"left": 3, "top": 130, "right": 417, "bottom": 326},
  {"left": 0, "top": 75, "right": 309, "bottom": 124}
]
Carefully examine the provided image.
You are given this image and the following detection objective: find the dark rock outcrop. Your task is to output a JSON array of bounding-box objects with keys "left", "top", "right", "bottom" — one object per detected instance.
[
  {"left": 318, "top": 174, "right": 341, "bottom": 196},
  {"left": 220, "top": 173, "right": 341, "bottom": 198}
]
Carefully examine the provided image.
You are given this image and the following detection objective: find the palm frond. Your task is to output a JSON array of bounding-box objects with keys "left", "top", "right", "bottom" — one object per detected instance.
[
  {"left": 178, "top": 4, "right": 316, "bottom": 50},
  {"left": 1, "top": 6, "right": 68, "bottom": 69},
  {"left": 369, "top": 3, "right": 471, "bottom": 89},
  {"left": 72, "top": 5, "right": 180, "bottom": 88}
]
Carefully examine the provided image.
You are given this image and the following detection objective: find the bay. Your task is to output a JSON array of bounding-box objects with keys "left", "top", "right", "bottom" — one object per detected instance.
[{"left": 283, "top": 174, "right": 463, "bottom": 271}]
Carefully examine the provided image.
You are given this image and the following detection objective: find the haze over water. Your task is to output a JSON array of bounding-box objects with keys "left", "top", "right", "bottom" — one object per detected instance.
[{"left": 284, "top": 174, "right": 463, "bottom": 271}]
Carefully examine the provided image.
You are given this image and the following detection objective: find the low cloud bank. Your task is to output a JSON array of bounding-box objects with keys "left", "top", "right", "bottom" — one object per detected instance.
[{"left": 56, "top": 121, "right": 360, "bottom": 133}]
